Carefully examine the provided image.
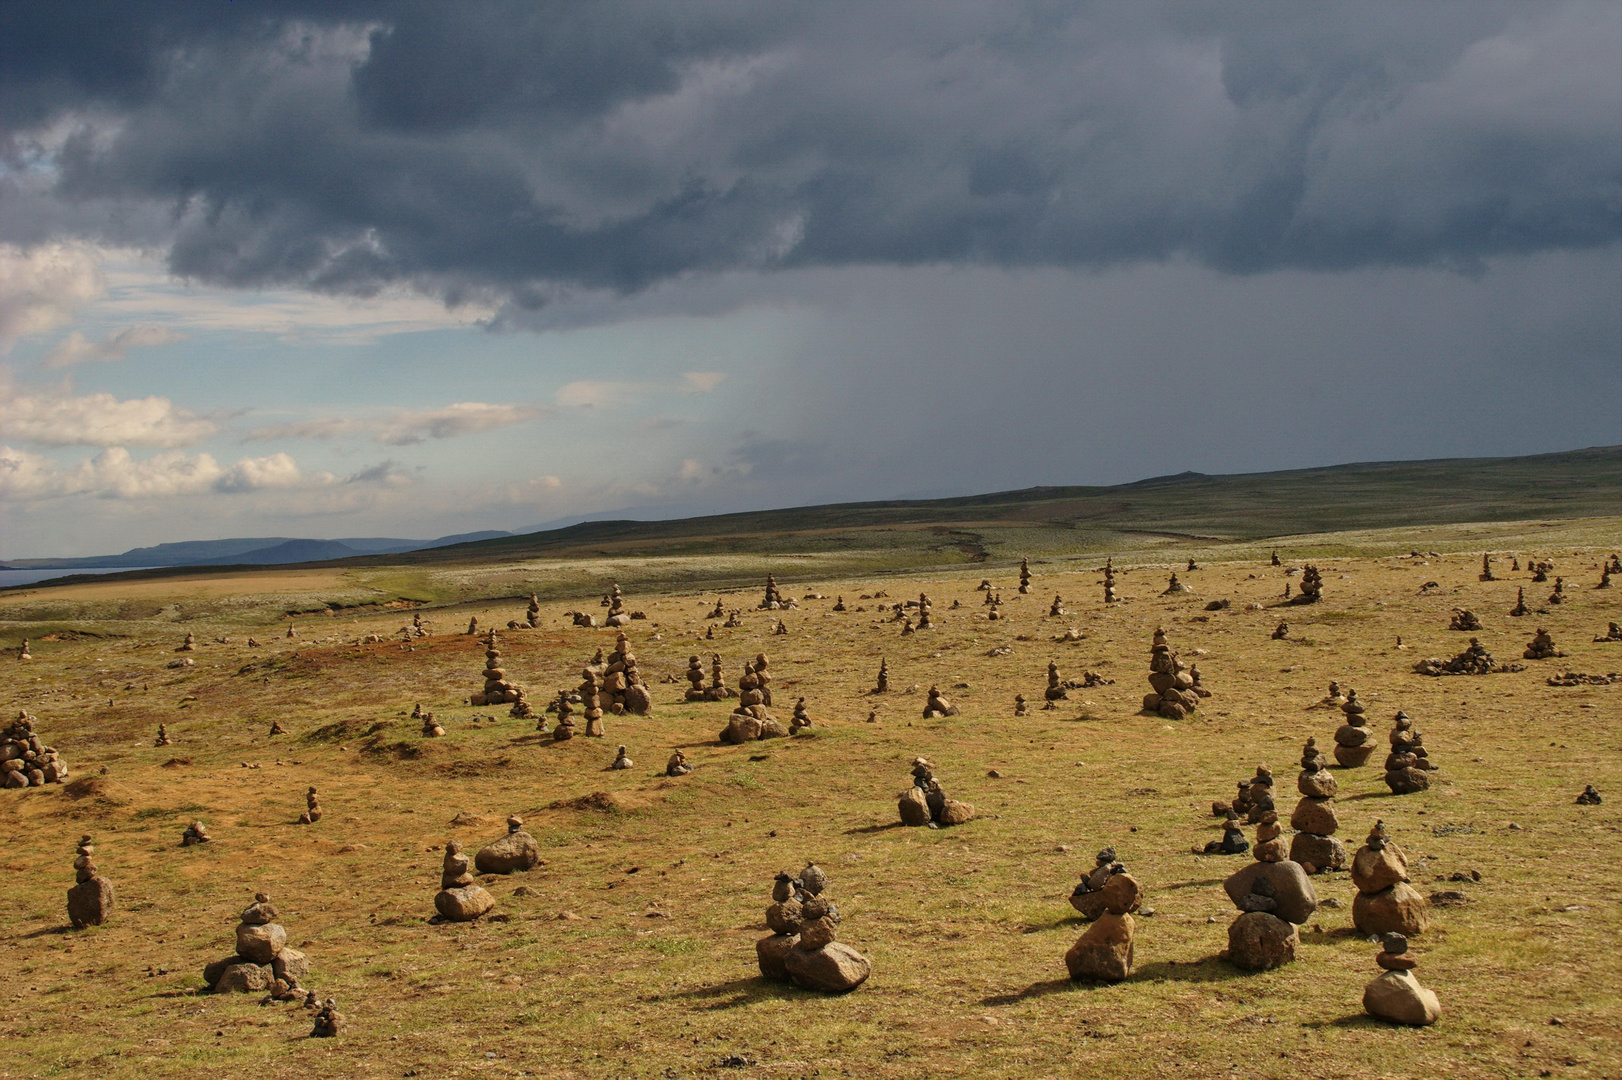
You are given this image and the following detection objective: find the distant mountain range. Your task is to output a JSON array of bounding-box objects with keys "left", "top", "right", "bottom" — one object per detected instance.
[{"left": 0, "top": 530, "right": 512, "bottom": 571}]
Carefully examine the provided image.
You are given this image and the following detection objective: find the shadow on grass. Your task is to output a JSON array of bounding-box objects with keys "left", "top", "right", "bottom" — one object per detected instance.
[
  {"left": 1301, "top": 925, "right": 1364, "bottom": 944},
  {"left": 1341, "top": 791, "right": 1397, "bottom": 802},
  {"left": 980, "top": 978, "right": 1077, "bottom": 1005},
  {"left": 1304, "top": 1012, "right": 1387, "bottom": 1030},
  {"left": 1020, "top": 915, "right": 1087, "bottom": 934},
  {"left": 844, "top": 822, "right": 905, "bottom": 835},
  {"left": 14, "top": 924, "right": 73, "bottom": 940},
  {"left": 672, "top": 976, "right": 814, "bottom": 1009},
  {"left": 1161, "top": 877, "right": 1228, "bottom": 890},
  {"left": 1132, "top": 957, "right": 1255, "bottom": 984}
]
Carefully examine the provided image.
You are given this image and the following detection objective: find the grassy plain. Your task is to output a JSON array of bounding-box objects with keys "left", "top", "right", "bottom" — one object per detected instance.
[{"left": 1, "top": 515, "right": 1620, "bottom": 1080}]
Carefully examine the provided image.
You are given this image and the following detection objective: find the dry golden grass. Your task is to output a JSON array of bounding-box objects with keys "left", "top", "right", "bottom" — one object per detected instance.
[{"left": 2, "top": 518, "right": 1620, "bottom": 1079}]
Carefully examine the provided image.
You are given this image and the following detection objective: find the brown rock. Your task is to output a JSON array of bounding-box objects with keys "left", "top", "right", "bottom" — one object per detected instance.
[
  {"left": 756, "top": 933, "right": 799, "bottom": 981},
  {"left": 1064, "top": 911, "right": 1135, "bottom": 981},
  {"left": 1101, "top": 873, "right": 1142, "bottom": 915},
  {"left": 938, "top": 799, "right": 976, "bottom": 826},
  {"left": 898, "top": 787, "right": 931, "bottom": 827},
  {"left": 1223, "top": 860, "right": 1318, "bottom": 925},
  {"left": 235, "top": 922, "right": 286, "bottom": 964},
  {"left": 66, "top": 876, "right": 115, "bottom": 929},
  {"left": 474, "top": 830, "right": 540, "bottom": 875},
  {"left": 1297, "top": 769, "right": 1338, "bottom": 799},
  {"left": 1363, "top": 970, "right": 1441, "bottom": 1026},
  {"left": 1288, "top": 832, "right": 1348, "bottom": 873},
  {"left": 1290, "top": 797, "right": 1340, "bottom": 836},
  {"left": 1226, "top": 911, "right": 1298, "bottom": 970},
  {"left": 1353, "top": 882, "right": 1431, "bottom": 937},
  {"left": 213, "top": 962, "right": 272, "bottom": 994},
  {"left": 271, "top": 947, "right": 310, "bottom": 985},
  {"left": 783, "top": 940, "right": 872, "bottom": 993},
  {"left": 434, "top": 884, "right": 496, "bottom": 922},
  {"left": 1351, "top": 842, "right": 1409, "bottom": 894}
]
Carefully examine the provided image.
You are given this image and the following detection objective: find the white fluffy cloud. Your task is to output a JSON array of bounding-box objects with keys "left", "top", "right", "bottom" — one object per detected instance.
[
  {"left": 0, "top": 387, "right": 221, "bottom": 447},
  {"left": 0, "top": 445, "right": 338, "bottom": 500},
  {"left": 0, "top": 243, "right": 105, "bottom": 352},
  {"left": 42, "top": 324, "right": 188, "bottom": 368},
  {"left": 246, "top": 402, "right": 552, "bottom": 445}
]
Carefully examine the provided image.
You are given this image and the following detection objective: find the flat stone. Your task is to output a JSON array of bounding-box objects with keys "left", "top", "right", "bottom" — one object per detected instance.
[
  {"left": 783, "top": 941, "right": 872, "bottom": 993},
  {"left": 1064, "top": 912, "right": 1135, "bottom": 981},
  {"left": 1223, "top": 860, "right": 1318, "bottom": 925},
  {"left": 1363, "top": 970, "right": 1441, "bottom": 1026},
  {"left": 1226, "top": 911, "right": 1298, "bottom": 971}
]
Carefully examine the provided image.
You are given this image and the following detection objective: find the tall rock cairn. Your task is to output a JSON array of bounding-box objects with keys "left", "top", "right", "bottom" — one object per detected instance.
[
  {"left": 1018, "top": 558, "right": 1032, "bottom": 594},
  {"left": 1289, "top": 738, "right": 1346, "bottom": 873},
  {"left": 599, "top": 633, "right": 652, "bottom": 715},
  {"left": 756, "top": 865, "right": 871, "bottom": 993},
  {"left": 1141, "top": 628, "right": 1202, "bottom": 719},
  {"left": 202, "top": 893, "right": 310, "bottom": 995},
  {"left": 1383, "top": 713, "right": 1435, "bottom": 794},
  {"left": 434, "top": 840, "right": 496, "bottom": 922},
  {"left": 1332, "top": 689, "right": 1375, "bottom": 766},
  {"left": 1292, "top": 565, "right": 1324, "bottom": 604},
  {"left": 2, "top": 712, "right": 68, "bottom": 788},
  {"left": 760, "top": 575, "right": 786, "bottom": 610},
  {"left": 1350, "top": 821, "right": 1431, "bottom": 937},
  {"left": 604, "top": 583, "right": 631, "bottom": 627},
  {"left": 471, "top": 633, "right": 523, "bottom": 707},
  {"left": 66, "top": 834, "right": 115, "bottom": 929},
  {"left": 1222, "top": 814, "right": 1318, "bottom": 971},
  {"left": 1064, "top": 854, "right": 1141, "bottom": 982},
  {"left": 1102, "top": 559, "right": 1119, "bottom": 603}
]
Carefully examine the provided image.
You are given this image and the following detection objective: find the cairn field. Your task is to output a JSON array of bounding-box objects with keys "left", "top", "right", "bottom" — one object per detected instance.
[{"left": 1, "top": 516, "right": 1620, "bottom": 1080}]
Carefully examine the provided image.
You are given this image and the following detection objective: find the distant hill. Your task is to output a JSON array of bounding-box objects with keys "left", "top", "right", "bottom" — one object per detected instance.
[{"left": 0, "top": 530, "right": 512, "bottom": 571}]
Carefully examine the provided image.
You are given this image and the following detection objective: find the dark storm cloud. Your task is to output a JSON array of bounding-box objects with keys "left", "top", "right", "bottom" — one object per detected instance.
[{"left": 2, "top": 2, "right": 1617, "bottom": 301}]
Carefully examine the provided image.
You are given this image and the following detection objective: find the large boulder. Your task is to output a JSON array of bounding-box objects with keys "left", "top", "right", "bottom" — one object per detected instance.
[
  {"left": 1064, "top": 912, "right": 1135, "bottom": 981},
  {"left": 897, "top": 787, "right": 930, "bottom": 827},
  {"left": 1222, "top": 860, "right": 1319, "bottom": 925},
  {"left": 271, "top": 947, "right": 310, "bottom": 985},
  {"left": 1350, "top": 843, "right": 1408, "bottom": 894},
  {"left": 434, "top": 884, "right": 496, "bottom": 922},
  {"left": 1226, "top": 911, "right": 1298, "bottom": 971},
  {"left": 1353, "top": 882, "right": 1431, "bottom": 937},
  {"left": 235, "top": 922, "right": 286, "bottom": 964},
  {"left": 720, "top": 713, "right": 762, "bottom": 744},
  {"left": 1363, "top": 970, "right": 1441, "bottom": 1026},
  {"left": 756, "top": 933, "right": 799, "bottom": 981},
  {"left": 938, "top": 799, "right": 976, "bottom": 826},
  {"left": 1290, "top": 798, "right": 1339, "bottom": 836},
  {"left": 66, "top": 877, "right": 115, "bottom": 929},
  {"left": 1288, "top": 832, "right": 1348, "bottom": 873},
  {"left": 474, "top": 830, "right": 540, "bottom": 875},
  {"left": 783, "top": 941, "right": 871, "bottom": 993},
  {"left": 202, "top": 954, "right": 247, "bottom": 988},
  {"left": 213, "top": 962, "right": 272, "bottom": 994}
]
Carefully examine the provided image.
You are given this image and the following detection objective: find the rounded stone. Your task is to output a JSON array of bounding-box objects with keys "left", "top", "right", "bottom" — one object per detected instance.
[
  {"left": 1223, "top": 860, "right": 1318, "bottom": 925},
  {"left": 783, "top": 940, "right": 871, "bottom": 993},
  {"left": 474, "top": 830, "right": 540, "bottom": 875},
  {"left": 434, "top": 884, "right": 496, "bottom": 922},
  {"left": 213, "top": 962, "right": 271, "bottom": 994},
  {"left": 1064, "top": 911, "right": 1135, "bottom": 982},
  {"left": 1288, "top": 832, "right": 1348, "bottom": 873},
  {"left": 756, "top": 933, "right": 799, "bottom": 981},
  {"left": 1290, "top": 797, "right": 1340, "bottom": 836},
  {"left": 1351, "top": 843, "right": 1409, "bottom": 894},
  {"left": 1227, "top": 911, "right": 1298, "bottom": 970},
  {"left": 1353, "top": 882, "right": 1431, "bottom": 937},
  {"left": 1364, "top": 970, "right": 1441, "bottom": 1026},
  {"left": 235, "top": 922, "right": 286, "bottom": 964},
  {"left": 1297, "top": 769, "right": 1338, "bottom": 798}
]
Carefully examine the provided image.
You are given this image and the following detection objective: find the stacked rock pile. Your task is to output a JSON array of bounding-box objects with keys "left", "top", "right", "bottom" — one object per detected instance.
[
  {"left": 1383, "top": 713, "right": 1435, "bottom": 794},
  {"left": 1044, "top": 661, "right": 1068, "bottom": 708},
  {"left": 1479, "top": 554, "right": 1496, "bottom": 581},
  {"left": 759, "top": 575, "right": 794, "bottom": 611},
  {"left": 595, "top": 633, "right": 652, "bottom": 715},
  {"left": 1531, "top": 559, "right": 1552, "bottom": 582},
  {"left": 475, "top": 815, "right": 539, "bottom": 874},
  {"left": 1162, "top": 571, "right": 1190, "bottom": 595},
  {"left": 181, "top": 820, "right": 211, "bottom": 845},
  {"left": 610, "top": 745, "right": 632, "bottom": 769},
  {"left": 1292, "top": 565, "right": 1324, "bottom": 603},
  {"left": 1351, "top": 821, "right": 1431, "bottom": 937},
  {"left": 921, "top": 686, "right": 960, "bottom": 718},
  {"left": 1596, "top": 622, "right": 1622, "bottom": 642},
  {"left": 789, "top": 698, "right": 816, "bottom": 732},
  {"left": 602, "top": 583, "right": 631, "bottom": 627},
  {"left": 1413, "top": 637, "right": 1524, "bottom": 676},
  {"left": 1141, "top": 628, "right": 1203, "bottom": 719},
  {"left": 1018, "top": 558, "right": 1032, "bottom": 594},
  {"left": 298, "top": 786, "right": 322, "bottom": 824},
  {"left": 872, "top": 658, "right": 889, "bottom": 694},
  {"left": 1449, "top": 609, "right": 1483, "bottom": 631},
  {"left": 1363, "top": 933, "right": 1441, "bottom": 1026},
  {"left": 466, "top": 617, "right": 478, "bottom": 635},
  {"left": 1102, "top": 558, "right": 1119, "bottom": 603},
  {"left": 1222, "top": 817, "right": 1318, "bottom": 970},
  {"left": 1068, "top": 847, "right": 1125, "bottom": 919},
  {"left": 1065, "top": 853, "right": 1141, "bottom": 982},
  {"left": 756, "top": 865, "right": 871, "bottom": 993},
  {"left": 897, "top": 757, "right": 975, "bottom": 826},
  {"left": 1576, "top": 784, "right": 1602, "bottom": 805},
  {"left": 666, "top": 750, "right": 692, "bottom": 776},
  {"left": 434, "top": 841, "right": 495, "bottom": 922},
  {"left": 915, "top": 592, "right": 933, "bottom": 630},
  {"left": 202, "top": 893, "right": 310, "bottom": 994},
  {"left": 1230, "top": 765, "right": 1276, "bottom": 824},
  {"left": 1523, "top": 628, "right": 1561, "bottom": 660},
  {"left": 1049, "top": 594, "right": 1065, "bottom": 617},
  {"left": 421, "top": 711, "right": 445, "bottom": 737},
  {"left": 1014, "top": 695, "right": 1028, "bottom": 716},
  {"left": 683, "top": 655, "right": 707, "bottom": 700},
  {"left": 177, "top": 633, "right": 197, "bottom": 652},
  {"left": 470, "top": 633, "right": 523, "bottom": 707},
  {"left": 743, "top": 653, "right": 773, "bottom": 706},
  {"left": 154, "top": 724, "right": 172, "bottom": 747},
  {"left": 17, "top": 639, "right": 32, "bottom": 660},
  {"left": 310, "top": 998, "right": 345, "bottom": 1037},
  {"left": 1510, "top": 588, "right": 1531, "bottom": 616},
  {"left": 575, "top": 666, "right": 605, "bottom": 737},
  {"left": 719, "top": 658, "right": 785, "bottom": 743},
  {"left": 1547, "top": 578, "right": 1567, "bottom": 605},
  {"left": 1196, "top": 810, "right": 1251, "bottom": 855},
  {"left": 66, "top": 834, "right": 115, "bottom": 929},
  {"left": 1290, "top": 738, "right": 1346, "bottom": 873},
  {"left": 2, "top": 712, "right": 68, "bottom": 788},
  {"left": 1332, "top": 690, "right": 1375, "bottom": 766}
]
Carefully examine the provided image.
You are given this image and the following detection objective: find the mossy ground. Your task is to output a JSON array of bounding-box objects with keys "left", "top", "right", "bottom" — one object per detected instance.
[{"left": 1, "top": 517, "right": 1619, "bottom": 1080}]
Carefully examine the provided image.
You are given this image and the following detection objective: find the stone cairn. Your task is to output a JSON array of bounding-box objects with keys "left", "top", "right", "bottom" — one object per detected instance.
[
  {"left": 2, "top": 712, "right": 68, "bottom": 788},
  {"left": 434, "top": 840, "right": 496, "bottom": 922},
  {"left": 181, "top": 819, "right": 211, "bottom": 845},
  {"left": 760, "top": 575, "right": 792, "bottom": 610},
  {"left": 525, "top": 594, "right": 541, "bottom": 629},
  {"left": 178, "top": 632, "right": 197, "bottom": 652},
  {"left": 683, "top": 655, "right": 707, "bottom": 700},
  {"left": 1576, "top": 784, "right": 1602, "bottom": 805},
  {"left": 1141, "top": 628, "right": 1202, "bottom": 719},
  {"left": 1272, "top": 621, "right": 1290, "bottom": 639},
  {"left": 1531, "top": 558, "right": 1552, "bottom": 582},
  {"left": 421, "top": 709, "right": 445, "bottom": 737},
  {"left": 832, "top": 595, "right": 847, "bottom": 611},
  {"left": 720, "top": 656, "right": 785, "bottom": 743},
  {"left": 921, "top": 685, "right": 959, "bottom": 718},
  {"left": 574, "top": 665, "right": 604, "bottom": 737},
  {"left": 1162, "top": 571, "right": 1191, "bottom": 595},
  {"left": 1363, "top": 932, "right": 1441, "bottom": 1026},
  {"left": 610, "top": 745, "right": 633, "bottom": 769},
  {"left": 311, "top": 998, "right": 346, "bottom": 1038},
  {"left": 1523, "top": 627, "right": 1561, "bottom": 660},
  {"left": 550, "top": 691, "right": 576, "bottom": 740},
  {"left": 1018, "top": 558, "right": 1032, "bottom": 594},
  {"left": 154, "top": 724, "right": 172, "bottom": 747},
  {"left": 666, "top": 750, "right": 692, "bottom": 776},
  {"left": 1448, "top": 608, "right": 1482, "bottom": 631},
  {"left": 66, "top": 834, "right": 115, "bottom": 929},
  {"left": 897, "top": 757, "right": 975, "bottom": 826},
  {"left": 466, "top": 616, "right": 478, "bottom": 635},
  {"left": 475, "top": 815, "right": 539, "bottom": 874},
  {"left": 1289, "top": 738, "right": 1346, "bottom": 873},
  {"left": 756, "top": 865, "right": 871, "bottom": 993},
  {"left": 1479, "top": 554, "right": 1496, "bottom": 581},
  {"left": 597, "top": 633, "right": 652, "bottom": 715},
  {"left": 872, "top": 658, "right": 889, "bottom": 694},
  {"left": 1239, "top": 764, "right": 1275, "bottom": 823},
  {"left": 298, "top": 786, "right": 322, "bottom": 824},
  {"left": 471, "top": 632, "right": 524, "bottom": 708},
  {"left": 1068, "top": 847, "right": 1125, "bottom": 919},
  {"left": 202, "top": 893, "right": 311, "bottom": 995},
  {"left": 915, "top": 592, "right": 933, "bottom": 630},
  {"left": 1413, "top": 637, "right": 1524, "bottom": 676},
  {"left": 1332, "top": 689, "right": 1375, "bottom": 767},
  {"left": 1196, "top": 810, "right": 1251, "bottom": 855},
  {"left": 1102, "top": 559, "right": 1120, "bottom": 603},
  {"left": 1292, "top": 565, "right": 1324, "bottom": 604},
  {"left": 1510, "top": 587, "right": 1531, "bottom": 616},
  {"left": 1547, "top": 577, "right": 1567, "bottom": 605},
  {"left": 1222, "top": 815, "right": 1318, "bottom": 971},
  {"left": 1384, "top": 712, "right": 1435, "bottom": 794},
  {"left": 1014, "top": 694, "right": 1028, "bottom": 716},
  {"left": 603, "top": 583, "right": 631, "bottom": 627},
  {"left": 1599, "top": 564, "right": 1614, "bottom": 589},
  {"left": 1595, "top": 622, "right": 1622, "bottom": 643},
  {"left": 1065, "top": 849, "right": 1141, "bottom": 982},
  {"left": 1043, "top": 660, "right": 1068, "bottom": 708},
  {"left": 1271, "top": 550, "right": 1282, "bottom": 566},
  {"left": 790, "top": 698, "right": 816, "bottom": 733},
  {"left": 1048, "top": 594, "right": 1065, "bottom": 617},
  {"left": 1351, "top": 821, "right": 1431, "bottom": 938}
]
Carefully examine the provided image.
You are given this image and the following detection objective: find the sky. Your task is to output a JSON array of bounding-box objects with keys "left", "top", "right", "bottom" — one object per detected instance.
[{"left": 0, "top": 1, "right": 1618, "bottom": 559}]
